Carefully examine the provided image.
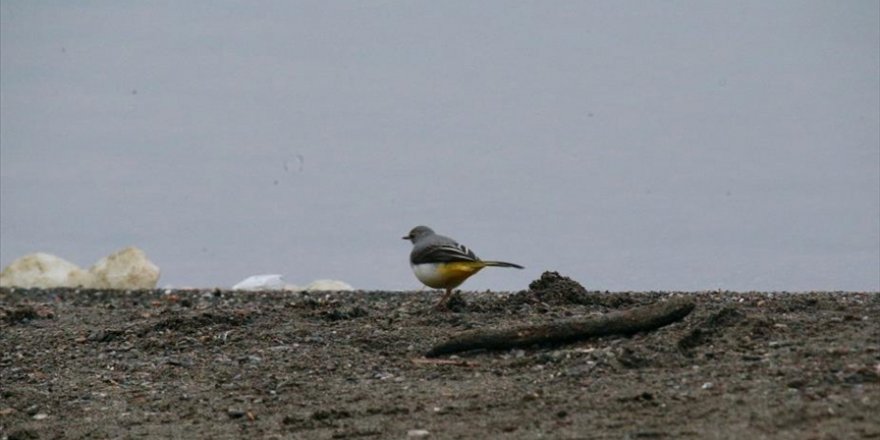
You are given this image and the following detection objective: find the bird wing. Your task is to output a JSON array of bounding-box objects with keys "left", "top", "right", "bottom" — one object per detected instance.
[{"left": 411, "top": 241, "right": 480, "bottom": 265}]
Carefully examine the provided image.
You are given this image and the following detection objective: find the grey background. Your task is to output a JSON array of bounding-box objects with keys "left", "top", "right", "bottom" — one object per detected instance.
[{"left": 2, "top": 1, "right": 878, "bottom": 291}]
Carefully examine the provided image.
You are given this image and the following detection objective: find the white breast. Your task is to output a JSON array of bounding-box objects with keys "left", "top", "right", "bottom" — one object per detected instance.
[{"left": 411, "top": 263, "right": 446, "bottom": 288}]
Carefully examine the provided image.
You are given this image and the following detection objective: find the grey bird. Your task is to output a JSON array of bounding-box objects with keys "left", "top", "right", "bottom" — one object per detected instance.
[{"left": 402, "top": 225, "right": 524, "bottom": 309}]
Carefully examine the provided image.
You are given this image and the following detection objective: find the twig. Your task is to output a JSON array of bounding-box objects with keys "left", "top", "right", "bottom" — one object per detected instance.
[
  {"left": 425, "top": 297, "right": 695, "bottom": 357},
  {"left": 410, "top": 357, "right": 480, "bottom": 367}
]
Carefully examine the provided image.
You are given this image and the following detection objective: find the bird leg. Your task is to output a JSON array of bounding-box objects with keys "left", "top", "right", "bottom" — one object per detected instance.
[{"left": 434, "top": 288, "right": 454, "bottom": 311}]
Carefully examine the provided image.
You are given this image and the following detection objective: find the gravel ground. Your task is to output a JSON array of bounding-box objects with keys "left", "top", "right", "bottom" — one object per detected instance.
[{"left": 1, "top": 273, "right": 878, "bottom": 439}]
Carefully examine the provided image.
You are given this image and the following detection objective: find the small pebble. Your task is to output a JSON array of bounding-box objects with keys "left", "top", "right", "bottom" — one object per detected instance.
[
  {"left": 33, "top": 413, "right": 48, "bottom": 420},
  {"left": 407, "top": 429, "right": 430, "bottom": 437}
]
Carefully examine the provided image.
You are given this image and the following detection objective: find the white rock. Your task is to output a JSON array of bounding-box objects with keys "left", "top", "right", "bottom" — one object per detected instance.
[
  {"left": 0, "top": 247, "right": 160, "bottom": 289},
  {"left": 232, "top": 274, "right": 287, "bottom": 290},
  {"left": 407, "top": 429, "right": 430, "bottom": 438},
  {"left": 302, "top": 279, "right": 354, "bottom": 291},
  {"left": 89, "top": 247, "right": 160, "bottom": 289},
  {"left": 0, "top": 253, "right": 94, "bottom": 288}
]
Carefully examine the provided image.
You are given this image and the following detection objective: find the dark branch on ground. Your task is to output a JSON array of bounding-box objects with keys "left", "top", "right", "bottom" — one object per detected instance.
[{"left": 425, "top": 297, "right": 695, "bottom": 357}]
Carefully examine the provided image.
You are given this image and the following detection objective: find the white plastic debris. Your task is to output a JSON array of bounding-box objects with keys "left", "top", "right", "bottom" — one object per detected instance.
[
  {"left": 231, "top": 276, "right": 353, "bottom": 292},
  {"left": 232, "top": 274, "right": 287, "bottom": 291},
  {"left": 0, "top": 247, "right": 160, "bottom": 289}
]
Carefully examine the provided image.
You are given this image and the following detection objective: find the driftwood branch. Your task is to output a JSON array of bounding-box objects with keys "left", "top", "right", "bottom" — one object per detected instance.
[{"left": 425, "top": 298, "right": 695, "bottom": 357}]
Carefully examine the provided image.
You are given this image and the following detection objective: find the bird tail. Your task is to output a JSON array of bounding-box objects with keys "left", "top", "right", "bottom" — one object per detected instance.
[{"left": 482, "top": 260, "right": 524, "bottom": 269}]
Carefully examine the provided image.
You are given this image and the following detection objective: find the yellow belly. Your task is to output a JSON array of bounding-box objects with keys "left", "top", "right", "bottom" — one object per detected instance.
[{"left": 412, "top": 262, "right": 485, "bottom": 289}]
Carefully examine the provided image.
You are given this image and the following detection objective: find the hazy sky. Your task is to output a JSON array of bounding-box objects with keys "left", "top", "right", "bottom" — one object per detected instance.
[{"left": 2, "top": 1, "right": 878, "bottom": 291}]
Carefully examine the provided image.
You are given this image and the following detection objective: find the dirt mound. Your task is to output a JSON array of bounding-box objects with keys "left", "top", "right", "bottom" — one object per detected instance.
[{"left": 508, "top": 271, "right": 639, "bottom": 309}]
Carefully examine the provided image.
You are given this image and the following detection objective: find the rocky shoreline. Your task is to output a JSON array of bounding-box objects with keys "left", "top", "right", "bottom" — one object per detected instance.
[{"left": 2, "top": 275, "right": 878, "bottom": 439}]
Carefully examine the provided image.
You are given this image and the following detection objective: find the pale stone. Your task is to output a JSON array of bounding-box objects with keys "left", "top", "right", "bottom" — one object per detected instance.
[
  {"left": 0, "top": 253, "right": 94, "bottom": 288},
  {"left": 88, "top": 247, "right": 160, "bottom": 289},
  {"left": 302, "top": 279, "right": 354, "bottom": 291}
]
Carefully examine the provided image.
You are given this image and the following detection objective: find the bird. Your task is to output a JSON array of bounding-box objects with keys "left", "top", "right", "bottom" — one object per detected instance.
[{"left": 402, "top": 225, "right": 524, "bottom": 309}]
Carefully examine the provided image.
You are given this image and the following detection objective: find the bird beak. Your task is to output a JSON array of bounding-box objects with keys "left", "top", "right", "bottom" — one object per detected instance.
[{"left": 402, "top": 234, "right": 411, "bottom": 240}]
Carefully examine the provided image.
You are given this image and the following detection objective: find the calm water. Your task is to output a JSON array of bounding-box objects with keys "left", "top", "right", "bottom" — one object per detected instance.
[{"left": 2, "top": 2, "right": 878, "bottom": 291}]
